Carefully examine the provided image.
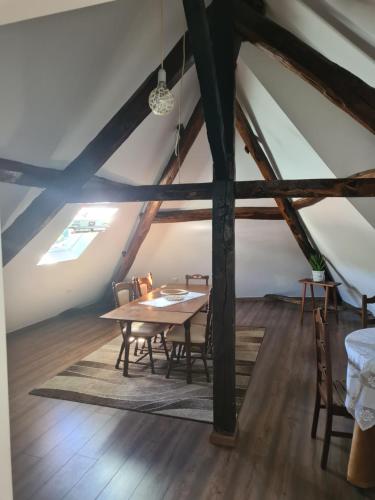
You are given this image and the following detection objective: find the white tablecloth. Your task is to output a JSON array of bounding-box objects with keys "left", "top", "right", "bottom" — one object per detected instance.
[{"left": 345, "top": 328, "right": 375, "bottom": 431}]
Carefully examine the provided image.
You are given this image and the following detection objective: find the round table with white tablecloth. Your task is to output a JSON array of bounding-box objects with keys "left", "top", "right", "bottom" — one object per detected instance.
[{"left": 345, "top": 327, "right": 375, "bottom": 488}]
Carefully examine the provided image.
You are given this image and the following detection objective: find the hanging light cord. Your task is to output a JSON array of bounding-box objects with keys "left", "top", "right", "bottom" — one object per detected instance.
[
  {"left": 174, "top": 31, "right": 186, "bottom": 183},
  {"left": 160, "top": 0, "right": 164, "bottom": 69}
]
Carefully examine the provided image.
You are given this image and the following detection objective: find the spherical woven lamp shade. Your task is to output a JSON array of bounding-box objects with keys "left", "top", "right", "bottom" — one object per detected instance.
[{"left": 149, "top": 68, "right": 174, "bottom": 116}]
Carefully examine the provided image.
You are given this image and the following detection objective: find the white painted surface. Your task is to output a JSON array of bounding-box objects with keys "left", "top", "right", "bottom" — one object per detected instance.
[
  {"left": 0, "top": 229, "right": 13, "bottom": 500},
  {"left": 237, "top": 56, "right": 375, "bottom": 313},
  {"left": 0, "top": 0, "right": 115, "bottom": 26}
]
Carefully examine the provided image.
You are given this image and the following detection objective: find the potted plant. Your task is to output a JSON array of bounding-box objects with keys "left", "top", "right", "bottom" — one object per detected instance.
[{"left": 309, "top": 253, "right": 326, "bottom": 282}]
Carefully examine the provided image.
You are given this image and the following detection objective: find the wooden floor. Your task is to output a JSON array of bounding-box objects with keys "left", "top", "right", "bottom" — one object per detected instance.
[{"left": 7, "top": 300, "right": 375, "bottom": 500}]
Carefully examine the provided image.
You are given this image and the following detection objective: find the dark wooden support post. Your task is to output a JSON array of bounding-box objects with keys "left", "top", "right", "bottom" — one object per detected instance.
[{"left": 183, "top": 0, "right": 237, "bottom": 444}]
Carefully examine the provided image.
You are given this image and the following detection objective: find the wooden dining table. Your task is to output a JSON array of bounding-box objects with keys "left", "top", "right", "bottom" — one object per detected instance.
[{"left": 101, "top": 284, "right": 210, "bottom": 383}]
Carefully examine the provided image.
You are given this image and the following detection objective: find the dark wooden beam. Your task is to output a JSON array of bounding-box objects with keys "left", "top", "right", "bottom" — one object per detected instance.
[
  {"left": 110, "top": 101, "right": 204, "bottom": 285},
  {"left": 0, "top": 158, "right": 61, "bottom": 188},
  {"left": 235, "top": 1, "right": 375, "bottom": 135},
  {"left": 154, "top": 206, "right": 283, "bottom": 222},
  {"left": 236, "top": 101, "right": 315, "bottom": 259},
  {"left": 71, "top": 177, "right": 375, "bottom": 203},
  {"left": 183, "top": 0, "right": 237, "bottom": 442},
  {"left": 1, "top": 29, "right": 194, "bottom": 266},
  {"left": 292, "top": 168, "right": 375, "bottom": 210}
]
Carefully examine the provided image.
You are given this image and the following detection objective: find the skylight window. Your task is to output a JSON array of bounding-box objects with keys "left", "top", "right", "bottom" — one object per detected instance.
[{"left": 38, "top": 206, "right": 118, "bottom": 266}]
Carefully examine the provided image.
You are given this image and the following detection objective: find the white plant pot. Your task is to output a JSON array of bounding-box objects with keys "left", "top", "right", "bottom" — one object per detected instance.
[{"left": 312, "top": 270, "right": 325, "bottom": 282}]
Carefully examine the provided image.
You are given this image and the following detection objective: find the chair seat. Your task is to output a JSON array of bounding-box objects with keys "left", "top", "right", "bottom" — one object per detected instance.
[
  {"left": 167, "top": 323, "right": 206, "bottom": 344},
  {"left": 123, "top": 322, "right": 165, "bottom": 337},
  {"left": 191, "top": 312, "right": 207, "bottom": 326}
]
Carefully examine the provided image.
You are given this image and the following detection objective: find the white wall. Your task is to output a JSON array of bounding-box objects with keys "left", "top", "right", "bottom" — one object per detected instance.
[
  {"left": 0, "top": 229, "right": 13, "bottom": 500},
  {"left": 237, "top": 50, "right": 375, "bottom": 312}
]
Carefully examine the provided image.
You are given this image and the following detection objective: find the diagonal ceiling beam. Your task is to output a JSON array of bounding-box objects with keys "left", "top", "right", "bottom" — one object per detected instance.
[
  {"left": 236, "top": 100, "right": 316, "bottom": 260},
  {"left": 1, "top": 28, "right": 194, "bottom": 266},
  {"left": 235, "top": 100, "right": 342, "bottom": 294},
  {"left": 109, "top": 100, "right": 204, "bottom": 286},
  {"left": 235, "top": 1, "right": 375, "bottom": 135}
]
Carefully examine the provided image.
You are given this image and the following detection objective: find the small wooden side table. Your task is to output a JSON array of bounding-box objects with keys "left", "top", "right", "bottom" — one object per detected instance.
[{"left": 299, "top": 278, "right": 341, "bottom": 323}]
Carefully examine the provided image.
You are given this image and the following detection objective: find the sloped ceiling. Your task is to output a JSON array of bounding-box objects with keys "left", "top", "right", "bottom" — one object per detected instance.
[
  {"left": 0, "top": 0, "right": 116, "bottom": 26},
  {"left": 0, "top": 0, "right": 374, "bottom": 332}
]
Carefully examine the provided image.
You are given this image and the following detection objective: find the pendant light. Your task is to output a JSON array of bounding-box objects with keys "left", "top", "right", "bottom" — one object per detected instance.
[{"left": 149, "top": 0, "right": 174, "bottom": 116}]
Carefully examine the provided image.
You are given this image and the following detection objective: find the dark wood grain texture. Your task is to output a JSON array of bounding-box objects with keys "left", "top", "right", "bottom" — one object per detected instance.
[
  {"left": 235, "top": 0, "right": 375, "bottom": 134},
  {"left": 183, "top": 0, "right": 237, "bottom": 437},
  {"left": 153, "top": 206, "right": 283, "bottom": 222},
  {"left": 71, "top": 177, "right": 375, "bottom": 203},
  {"left": 236, "top": 101, "right": 315, "bottom": 260}
]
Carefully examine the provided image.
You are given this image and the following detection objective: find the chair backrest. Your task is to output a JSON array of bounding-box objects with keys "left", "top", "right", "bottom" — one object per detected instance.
[
  {"left": 313, "top": 308, "right": 333, "bottom": 407},
  {"left": 133, "top": 272, "right": 153, "bottom": 298},
  {"left": 185, "top": 274, "right": 209, "bottom": 286},
  {"left": 112, "top": 281, "right": 135, "bottom": 307},
  {"left": 362, "top": 295, "right": 375, "bottom": 328}
]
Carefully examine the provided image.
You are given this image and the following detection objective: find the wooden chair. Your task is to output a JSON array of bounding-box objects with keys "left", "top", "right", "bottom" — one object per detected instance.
[
  {"left": 361, "top": 295, "right": 375, "bottom": 328},
  {"left": 186, "top": 274, "right": 210, "bottom": 313},
  {"left": 185, "top": 274, "right": 209, "bottom": 286},
  {"left": 311, "top": 308, "right": 353, "bottom": 469},
  {"left": 166, "top": 290, "right": 212, "bottom": 383},
  {"left": 112, "top": 281, "right": 169, "bottom": 376},
  {"left": 133, "top": 272, "right": 153, "bottom": 298}
]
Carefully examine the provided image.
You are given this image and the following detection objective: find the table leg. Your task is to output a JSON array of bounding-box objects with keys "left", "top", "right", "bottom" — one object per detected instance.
[
  {"left": 333, "top": 287, "right": 339, "bottom": 323},
  {"left": 309, "top": 284, "right": 316, "bottom": 310},
  {"left": 347, "top": 423, "right": 375, "bottom": 488},
  {"left": 184, "top": 319, "right": 192, "bottom": 384},
  {"left": 300, "top": 283, "right": 307, "bottom": 324},
  {"left": 123, "top": 321, "right": 132, "bottom": 377},
  {"left": 324, "top": 287, "right": 330, "bottom": 322}
]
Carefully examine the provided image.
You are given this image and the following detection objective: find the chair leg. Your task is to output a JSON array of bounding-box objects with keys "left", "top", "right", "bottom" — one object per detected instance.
[
  {"left": 311, "top": 387, "right": 321, "bottom": 439},
  {"left": 166, "top": 343, "right": 176, "bottom": 378},
  {"left": 115, "top": 339, "right": 125, "bottom": 369},
  {"left": 161, "top": 332, "right": 169, "bottom": 361},
  {"left": 321, "top": 411, "right": 332, "bottom": 469},
  {"left": 134, "top": 339, "right": 138, "bottom": 356},
  {"left": 147, "top": 338, "right": 155, "bottom": 374},
  {"left": 176, "top": 344, "right": 183, "bottom": 362},
  {"left": 201, "top": 346, "right": 210, "bottom": 382}
]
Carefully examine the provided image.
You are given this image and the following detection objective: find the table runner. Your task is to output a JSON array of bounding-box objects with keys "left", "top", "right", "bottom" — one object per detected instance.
[{"left": 139, "top": 291, "right": 205, "bottom": 308}]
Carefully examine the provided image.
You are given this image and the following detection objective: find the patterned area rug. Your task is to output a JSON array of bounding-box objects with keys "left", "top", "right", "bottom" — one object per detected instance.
[{"left": 30, "top": 326, "right": 265, "bottom": 424}]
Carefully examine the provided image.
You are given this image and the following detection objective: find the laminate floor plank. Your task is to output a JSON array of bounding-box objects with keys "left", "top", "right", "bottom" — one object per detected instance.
[{"left": 7, "top": 302, "right": 375, "bottom": 500}]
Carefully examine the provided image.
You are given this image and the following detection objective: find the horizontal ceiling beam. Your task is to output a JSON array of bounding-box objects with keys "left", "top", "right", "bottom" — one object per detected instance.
[
  {"left": 235, "top": 1, "right": 375, "bottom": 134},
  {"left": 154, "top": 206, "right": 283, "bottom": 222},
  {"left": 71, "top": 177, "right": 375, "bottom": 203},
  {"left": 292, "top": 168, "right": 375, "bottom": 210}
]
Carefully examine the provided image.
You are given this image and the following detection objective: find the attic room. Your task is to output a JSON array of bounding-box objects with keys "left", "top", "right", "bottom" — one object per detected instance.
[{"left": 0, "top": 0, "right": 374, "bottom": 499}]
